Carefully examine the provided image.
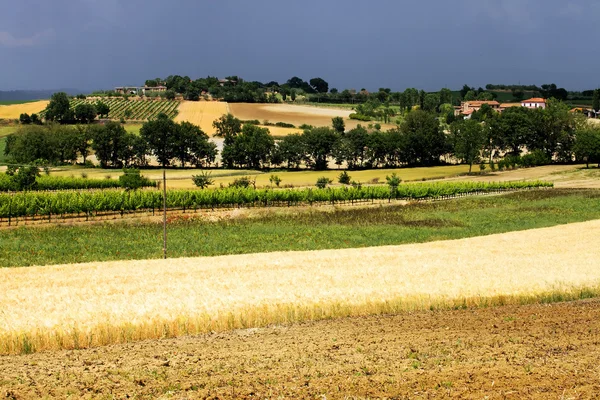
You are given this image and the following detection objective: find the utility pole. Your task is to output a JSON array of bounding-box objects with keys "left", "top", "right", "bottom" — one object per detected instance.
[{"left": 162, "top": 167, "right": 167, "bottom": 259}]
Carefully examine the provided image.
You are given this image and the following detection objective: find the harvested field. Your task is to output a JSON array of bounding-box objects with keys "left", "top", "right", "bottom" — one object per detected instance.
[
  {"left": 0, "top": 100, "right": 48, "bottom": 119},
  {"left": 446, "top": 164, "right": 600, "bottom": 189},
  {"left": 174, "top": 101, "right": 229, "bottom": 135},
  {"left": 1, "top": 300, "right": 599, "bottom": 398},
  {"left": 229, "top": 103, "right": 396, "bottom": 133},
  {"left": 1, "top": 220, "right": 600, "bottom": 354}
]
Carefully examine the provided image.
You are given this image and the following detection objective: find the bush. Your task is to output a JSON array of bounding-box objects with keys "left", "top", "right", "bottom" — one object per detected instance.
[
  {"left": 520, "top": 150, "right": 550, "bottom": 167},
  {"left": 229, "top": 176, "right": 255, "bottom": 189},
  {"left": 338, "top": 171, "right": 351, "bottom": 185},
  {"left": 349, "top": 113, "right": 372, "bottom": 121},
  {"left": 118, "top": 168, "right": 150, "bottom": 190},
  {"left": 192, "top": 171, "right": 214, "bottom": 189},
  {"left": 269, "top": 174, "right": 282, "bottom": 187},
  {"left": 479, "top": 163, "right": 486, "bottom": 171},
  {"left": 275, "top": 122, "right": 296, "bottom": 128},
  {"left": 299, "top": 124, "right": 314, "bottom": 130},
  {"left": 350, "top": 180, "right": 362, "bottom": 189},
  {"left": 315, "top": 176, "right": 332, "bottom": 189}
]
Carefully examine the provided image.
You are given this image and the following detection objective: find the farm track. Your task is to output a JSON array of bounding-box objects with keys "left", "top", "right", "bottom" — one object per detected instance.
[{"left": 1, "top": 299, "right": 599, "bottom": 398}]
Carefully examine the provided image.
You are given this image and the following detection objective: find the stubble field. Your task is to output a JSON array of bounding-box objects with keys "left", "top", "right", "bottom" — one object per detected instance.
[
  {"left": 173, "top": 101, "right": 229, "bottom": 135},
  {"left": 0, "top": 100, "right": 48, "bottom": 119}
]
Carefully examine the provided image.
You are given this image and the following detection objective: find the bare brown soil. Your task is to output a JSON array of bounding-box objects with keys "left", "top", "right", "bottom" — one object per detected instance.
[{"left": 1, "top": 300, "right": 599, "bottom": 399}]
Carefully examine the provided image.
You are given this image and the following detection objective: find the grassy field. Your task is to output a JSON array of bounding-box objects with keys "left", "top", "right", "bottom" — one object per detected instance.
[
  {"left": 1, "top": 212, "right": 599, "bottom": 354},
  {"left": 2, "top": 189, "right": 599, "bottom": 268},
  {"left": 47, "top": 164, "right": 473, "bottom": 189}
]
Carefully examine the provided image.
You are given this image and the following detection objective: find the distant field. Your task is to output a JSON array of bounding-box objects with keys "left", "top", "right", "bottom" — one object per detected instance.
[
  {"left": 174, "top": 101, "right": 229, "bottom": 135},
  {"left": 0, "top": 100, "right": 48, "bottom": 119},
  {"left": 0, "top": 100, "right": 41, "bottom": 106},
  {"left": 229, "top": 103, "right": 396, "bottom": 133}
]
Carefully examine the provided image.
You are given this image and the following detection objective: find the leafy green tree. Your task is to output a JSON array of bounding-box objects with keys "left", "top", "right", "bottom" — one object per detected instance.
[
  {"left": 75, "top": 125, "right": 92, "bottom": 164},
  {"left": 290, "top": 89, "right": 297, "bottom": 101},
  {"left": 44, "top": 92, "right": 73, "bottom": 123},
  {"left": 90, "top": 122, "right": 130, "bottom": 167},
  {"left": 309, "top": 78, "right": 329, "bottom": 93},
  {"left": 460, "top": 84, "right": 472, "bottom": 99},
  {"left": 6, "top": 165, "right": 40, "bottom": 190},
  {"left": 119, "top": 168, "right": 147, "bottom": 190},
  {"left": 385, "top": 172, "right": 401, "bottom": 198},
  {"left": 174, "top": 121, "right": 217, "bottom": 167},
  {"left": 275, "top": 133, "right": 305, "bottom": 168},
  {"left": 302, "top": 127, "right": 340, "bottom": 170},
  {"left": 140, "top": 113, "right": 178, "bottom": 167},
  {"left": 19, "top": 113, "right": 32, "bottom": 124},
  {"left": 74, "top": 103, "right": 97, "bottom": 124},
  {"left": 423, "top": 93, "right": 440, "bottom": 112},
  {"left": 332, "top": 116, "right": 345, "bottom": 134},
  {"left": 223, "top": 124, "right": 274, "bottom": 169},
  {"left": 400, "top": 110, "right": 447, "bottom": 165},
  {"left": 489, "top": 107, "right": 533, "bottom": 155},
  {"left": 213, "top": 113, "right": 242, "bottom": 167},
  {"left": 315, "top": 176, "right": 332, "bottom": 189},
  {"left": 574, "top": 127, "right": 600, "bottom": 167},
  {"left": 30, "top": 113, "right": 41, "bottom": 125},
  {"left": 192, "top": 171, "right": 214, "bottom": 188},
  {"left": 338, "top": 171, "right": 351, "bottom": 184},
  {"left": 450, "top": 119, "right": 486, "bottom": 173},
  {"left": 439, "top": 88, "right": 453, "bottom": 105},
  {"left": 593, "top": 89, "right": 599, "bottom": 112},
  {"left": 463, "top": 91, "right": 477, "bottom": 101},
  {"left": 95, "top": 101, "right": 110, "bottom": 118}
]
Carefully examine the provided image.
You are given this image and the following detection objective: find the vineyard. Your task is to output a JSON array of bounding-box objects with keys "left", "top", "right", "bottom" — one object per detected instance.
[
  {"left": 39, "top": 98, "right": 180, "bottom": 121},
  {"left": 0, "top": 181, "right": 552, "bottom": 222},
  {"left": 0, "top": 174, "right": 156, "bottom": 191}
]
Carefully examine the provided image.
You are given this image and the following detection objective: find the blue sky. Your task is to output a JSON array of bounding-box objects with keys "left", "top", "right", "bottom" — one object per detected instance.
[{"left": 1, "top": 0, "right": 598, "bottom": 91}]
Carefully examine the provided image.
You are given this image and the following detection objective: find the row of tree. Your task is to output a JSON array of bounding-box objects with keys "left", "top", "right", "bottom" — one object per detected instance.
[
  {"left": 40, "top": 92, "right": 110, "bottom": 124},
  {"left": 6, "top": 105, "right": 600, "bottom": 171}
]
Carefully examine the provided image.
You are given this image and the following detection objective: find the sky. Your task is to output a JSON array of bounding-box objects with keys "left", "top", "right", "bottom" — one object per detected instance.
[{"left": 1, "top": 0, "right": 599, "bottom": 92}]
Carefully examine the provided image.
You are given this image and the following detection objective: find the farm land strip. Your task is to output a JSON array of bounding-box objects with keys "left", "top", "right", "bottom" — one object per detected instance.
[
  {"left": 0, "top": 100, "right": 48, "bottom": 119},
  {"left": 0, "top": 218, "right": 599, "bottom": 356},
  {"left": 1, "top": 189, "right": 600, "bottom": 268},
  {"left": 174, "top": 100, "right": 229, "bottom": 135},
  {"left": 1, "top": 300, "right": 599, "bottom": 398}
]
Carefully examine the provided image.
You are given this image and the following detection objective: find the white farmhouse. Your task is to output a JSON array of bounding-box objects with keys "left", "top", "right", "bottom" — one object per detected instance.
[{"left": 521, "top": 98, "right": 547, "bottom": 109}]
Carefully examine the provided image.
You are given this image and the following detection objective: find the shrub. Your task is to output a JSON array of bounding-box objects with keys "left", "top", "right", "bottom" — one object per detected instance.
[
  {"left": 479, "top": 163, "right": 486, "bottom": 171},
  {"left": 299, "top": 124, "right": 314, "bottom": 130},
  {"left": 229, "top": 176, "right": 255, "bottom": 189},
  {"left": 192, "top": 171, "right": 214, "bottom": 189},
  {"left": 490, "top": 160, "right": 496, "bottom": 171},
  {"left": 118, "top": 168, "right": 149, "bottom": 190},
  {"left": 81, "top": 172, "right": 88, "bottom": 179},
  {"left": 338, "top": 171, "right": 351, "bottom": 185},
  {"left": 351, "top": 180, "right": 362, "bottom": 189},
  {"left": 349, "top": 113, "right": 371, "bottom": 121},
  {"left": 275, "top": 122, "right": 295, "bottom": 128},
  {"left": 269, "top": 174, "right": 282, "bottom": 187},
  {"left": 315, "top": 176, "right": 332, "bottom": 189}
]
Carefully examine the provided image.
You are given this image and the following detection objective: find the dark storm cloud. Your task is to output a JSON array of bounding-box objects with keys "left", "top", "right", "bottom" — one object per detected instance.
[{"left": 1, "top": 0, "right": 599, "bottom": 91}]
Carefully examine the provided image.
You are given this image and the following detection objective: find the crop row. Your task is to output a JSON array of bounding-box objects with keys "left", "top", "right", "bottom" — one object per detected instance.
[
  {"left": 0, "top": 181, "right": 552, "bottom": 220},
  {"left": 0, "top": 174, "right": 156, "bottom": 192},
  {"left": 39, "top": 99, "right": 179, "bottom": 121}
]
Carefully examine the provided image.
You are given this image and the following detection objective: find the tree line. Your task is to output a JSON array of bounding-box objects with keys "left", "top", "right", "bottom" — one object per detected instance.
[{"left": 6, "top": 103, "right": 600, "bottom": 172}]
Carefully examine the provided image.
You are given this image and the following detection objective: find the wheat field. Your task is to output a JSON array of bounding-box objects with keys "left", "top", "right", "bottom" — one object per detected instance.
[
  {"left": 1, "top": 220, "right": 600, "bottom": 353},
  {"left": 174, "top": 101, "right": 229, "bottom": 135},
  {"left": 0, "top": 101, "right": 48, "bottom": 119}
]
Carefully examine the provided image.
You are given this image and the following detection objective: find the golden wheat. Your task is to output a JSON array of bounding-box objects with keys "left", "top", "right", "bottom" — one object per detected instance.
[
  {"left": 1, "top": 220, "right": 599, "bottom": 354},
  {"left": 174, "top": 101, "right": 229, "bottom": 135},
  {"left": 0, "top": 101, "right": 49, "bottom": 119}
]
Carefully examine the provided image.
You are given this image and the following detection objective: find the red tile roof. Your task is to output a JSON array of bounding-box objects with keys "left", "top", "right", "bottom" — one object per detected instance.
[{"left": 522, "top": 98, "right": 546, "bottom": 103}]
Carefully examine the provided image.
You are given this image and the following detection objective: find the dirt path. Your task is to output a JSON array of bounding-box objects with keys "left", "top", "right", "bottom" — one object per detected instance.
[{"left": 1, "top": 300, "right": 599, "bottom": 399}]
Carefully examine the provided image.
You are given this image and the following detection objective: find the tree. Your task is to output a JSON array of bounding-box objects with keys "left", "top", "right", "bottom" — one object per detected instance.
[
  {"left": 574, "top": 127, "right": 600, "bottom": 167},
  {"left": 174, "top": 121, "right": 217, "bottom": 167},
  {"left": 463, "top": 91, "right": 477, "bottom": 101},
  {"left": 423, "top": 93, "right": 440, "bottom": 112},
  {"left": 19, "top": 113, "right": 32, "bottom": 124},
  {"left": 332, "top": 116, "right": 345, "bottom": 134},
  {"left": 44, "top": 92, "right": 73, "bottom": 123},
  {"left": 119, "top": 168, "right": 147, "bottom": 190},
  {"left": 450, "top": 119, "right": 486, "bottom": 173},
  {"left": 140, "top": 113, "right": 178, "bottom": 167},
  {"left": 223, "top": 124, "right": 274, "bottom": 169},
  {"left": 275, "top": 133, "right": 305, "bottom": 168},
  {"left": 30, "top": 113, "right": 41, "bottom": 125},
  {"left": 213, "top": 113, "right": 242, "bottom": 167},
  {"left": 75, "top": 125, "right": 92, "bottom": 164},
  {"left": 593, "top": 89, "right": 600, "bottom": 112},
  {"left": 460, "top": 84, "right": 472, "bottom": 99},
  {"left": 489, "top": 107, "right": 532, "bottom": 155},
  {"left": 290, "top": 89, "right": 297, "bottom": 101},
  {"left": 315, "top": 176, "right": 332, "bottom": 189},
  {"left": 6, "top": 165, "right": 40, "bottom": 190},
  {"left": 439, "top": 88, "right": 453, "bottom": 105},
  {"left": 338, "top": 171, "right": 351, "bottom": 184},
  {"left": 385, "top": 173, "right": 401, "bottom": 198},
  {"left": 90, "top": 122, "right": 131, "bottom": 168},
  {"left": 74, "top": 103, "right": 97, "bottom": 124},
  {"left": 302, "top": 127, "right": 339, "bottom": 170},
  {"left": 309, "top": 77, "right": 329, "bottom": 93},
  {"left": 400, "top": 110, "right": 447, "bottom": 165},
  {"left": 192, "top": 171, "right": 214, "bottom": 188},
  {"left": 95, "top": 101, "right": 110, "bottom": 118}
]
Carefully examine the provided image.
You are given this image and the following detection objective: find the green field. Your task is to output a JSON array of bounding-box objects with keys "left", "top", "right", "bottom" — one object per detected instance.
[
  {"left": 0, "top": 100, "right": 41, "bottom": 105},
  {"left": 1, "top": 189, "right": 599, "bottom": 268}
]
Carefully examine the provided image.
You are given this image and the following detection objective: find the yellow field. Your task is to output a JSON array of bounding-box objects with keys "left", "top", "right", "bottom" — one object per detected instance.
[
  {"left": 1, "top": 220, "right": 600, "bottom": 354},
  {"left": 174, "top": 101, "right": 229, "bottom": 135},
  {"left": 0, "top": 101, "right": 48, "bottom": 119}
]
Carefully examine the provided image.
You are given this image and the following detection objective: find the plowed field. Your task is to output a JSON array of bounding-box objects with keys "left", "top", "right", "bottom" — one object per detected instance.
[
  {"left": 174, "top": 101, "right": 229, "bottom": 135},
  {"left": 1, "top": 300, "right": 599, "bottom": 399},
  {"left": 0, "top": 100, "right": 48, "bottom": 119}
]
